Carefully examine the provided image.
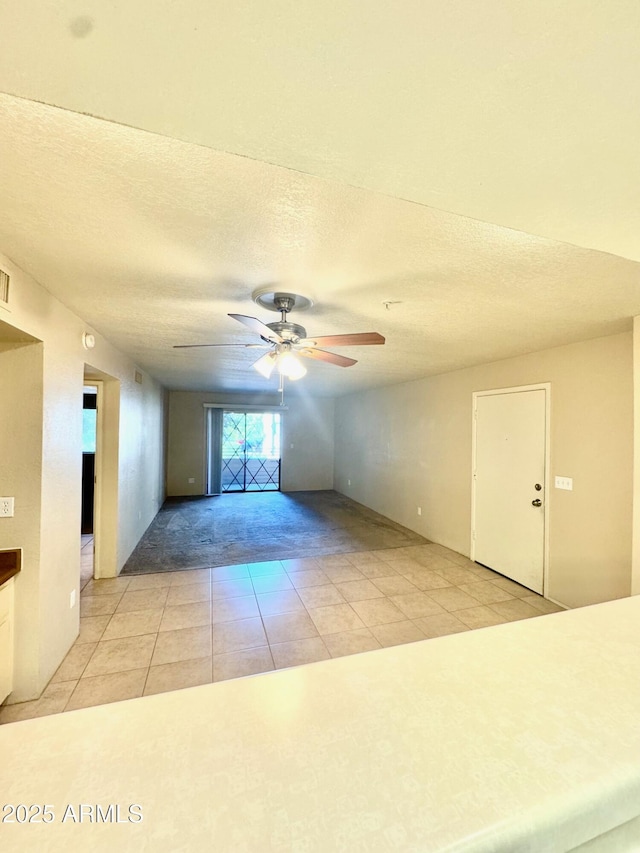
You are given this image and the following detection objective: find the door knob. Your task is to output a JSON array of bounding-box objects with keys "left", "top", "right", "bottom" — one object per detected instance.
[{"left": 531, "top": 499, "right": 542, "bottom": 507}]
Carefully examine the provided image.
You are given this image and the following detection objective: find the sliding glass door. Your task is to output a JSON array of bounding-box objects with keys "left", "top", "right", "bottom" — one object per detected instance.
[{"left": 211, "top": 410, "right": 281, "bottom": 492}]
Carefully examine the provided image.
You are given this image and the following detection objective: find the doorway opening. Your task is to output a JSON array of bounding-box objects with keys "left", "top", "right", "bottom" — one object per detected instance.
[
  {"left": 83, "top": 368, "right": 120, "bottom": 579},
  {"left": 207, "top": 409, "right": 282, "bottom": 494},
  {"left": 80, "top": 385, "right": 97, "bottom": 589}
]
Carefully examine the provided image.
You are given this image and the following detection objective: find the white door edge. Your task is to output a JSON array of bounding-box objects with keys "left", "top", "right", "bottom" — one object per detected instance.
[
  {"left": 470, "top": 383, "right": 551, "bottom": 597},
  {"left": 92, "top": 379, "right": 103, "bottom": 581}
]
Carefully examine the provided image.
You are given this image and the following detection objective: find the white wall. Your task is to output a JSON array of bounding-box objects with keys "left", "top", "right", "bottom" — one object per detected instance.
[
  {"left": 334, "top": 332, "right": 633, "bottom": 609},
  {"left": 281, "top": 395, "right": 335, "bottom": 492},
  {"left": 116, "top": 376, "right": 167, "bottom": 569},
  {"left": 167, "top": 391, "right": 335, "bottom": 495},
  {"left": 632, "top": 316, "right": 640, "bottom": 597},
  {"left": 0, "top": 253, "right": 166, "bottom": 701},
  {"left": 0, "top": 338, "right": 43, "bottom": 696}
]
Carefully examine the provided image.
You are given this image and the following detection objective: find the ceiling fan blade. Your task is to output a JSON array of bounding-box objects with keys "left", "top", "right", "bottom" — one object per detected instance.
[
  {"left": 228, "top": 313, "right": 283, "bottom": 343},
  {"left": 298, "top": 332, "right": 385, "bottom": 347},
  {"left": 298, "top": 347, "right": 357, "bottom": 368},
  {"left": 173, "top": 343, "right": 268, "bottom": 349}
]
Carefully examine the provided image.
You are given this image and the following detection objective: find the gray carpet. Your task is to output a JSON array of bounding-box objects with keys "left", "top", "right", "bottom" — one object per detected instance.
[{"left": 122, "top": 490, "right": 430, "bottom": 575}]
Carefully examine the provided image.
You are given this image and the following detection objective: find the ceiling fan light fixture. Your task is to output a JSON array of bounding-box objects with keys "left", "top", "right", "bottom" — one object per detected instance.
[
  {"left": 253, "top": 351, "right": 278, "bottom": 378},
  {"left": 277, "top": 351, "right": 307, "bottom": 380}
]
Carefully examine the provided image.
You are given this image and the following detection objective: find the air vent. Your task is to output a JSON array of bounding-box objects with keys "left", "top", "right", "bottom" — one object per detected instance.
[
  {"left": 134, "top": 370, "right": 143, "bottom": 384},
  {"left": 0, "top": 269, "right": 9, "bottom": 304}
]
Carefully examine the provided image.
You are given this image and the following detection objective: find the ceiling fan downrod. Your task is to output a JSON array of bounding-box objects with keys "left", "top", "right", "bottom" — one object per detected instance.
[{"left": 273, "top": 293, "right": 296, "bottom": 320}]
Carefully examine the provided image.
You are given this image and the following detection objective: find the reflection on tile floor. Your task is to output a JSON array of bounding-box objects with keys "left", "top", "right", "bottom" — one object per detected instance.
[
  {"left": 0, "top": 544, "right": 564, "bottom": 724},
  {"left": 80, "top": 534, "right": 94, "bottom": 591}
]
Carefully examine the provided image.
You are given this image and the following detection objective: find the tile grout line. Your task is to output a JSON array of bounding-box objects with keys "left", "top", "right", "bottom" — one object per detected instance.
[
  {"left": 71, "top": 580, "right": 170, "bottom": 708},
  {"left": 251, "top": 563, "right": 335, "bottom": 669},
  {"left": 63, "top": 589, "right": 128, "bottom": 712},
  {"left": 140, "top": 595, "right": 170, "bottom": 697},
  {"left": 250, "top": 565, "right": 295, "bottom": 675}
]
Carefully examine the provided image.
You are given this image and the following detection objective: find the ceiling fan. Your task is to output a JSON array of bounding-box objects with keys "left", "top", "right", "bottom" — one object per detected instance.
[{"left": 174, "top": 291, "right": 385, "bottom": 381}]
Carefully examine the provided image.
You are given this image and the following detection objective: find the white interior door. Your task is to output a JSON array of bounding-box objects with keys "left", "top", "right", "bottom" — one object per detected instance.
[{"left": 473, "top": 387, "right": 547, "bottom": 594}]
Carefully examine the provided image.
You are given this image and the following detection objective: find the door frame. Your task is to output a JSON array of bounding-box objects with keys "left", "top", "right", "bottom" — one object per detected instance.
[
  {"left": 84, "top": 369, "right": 121, "bottom": 578},
  {"left": 470, "top": 383, "right": 551, "bottom": 595},
  {"left": 92, "top": 379, "right": 104, "bottom": 579}
]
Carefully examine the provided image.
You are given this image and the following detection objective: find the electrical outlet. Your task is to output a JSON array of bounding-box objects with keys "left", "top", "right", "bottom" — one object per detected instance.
[
  {"left": 555, "top": 476, "right": 573, "bottom": 491},
  {"left": 0, "top": 497, "right": 15, "bottom": 517},
  {"left": 417, "top": 507, "right": 422, "bottom": 516},
  {"left": 70, "top": 589, "right": 76, "bottom": 609},
  {"left": 347, "top": 479, "right": 351, "bottom": 486},
  {"left": 188, "top": 477, "right": 195, "bottom": 484}
]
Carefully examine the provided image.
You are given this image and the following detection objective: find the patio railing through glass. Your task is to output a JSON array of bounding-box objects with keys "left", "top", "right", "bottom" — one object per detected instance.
[{"left": 221, "top": 411, "right": 281, "bottom": 492}]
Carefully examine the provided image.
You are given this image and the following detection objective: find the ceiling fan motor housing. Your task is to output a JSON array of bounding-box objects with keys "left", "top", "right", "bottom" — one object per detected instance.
[{"left": 264, "top": 320, "right": 307, "bottom": 342}]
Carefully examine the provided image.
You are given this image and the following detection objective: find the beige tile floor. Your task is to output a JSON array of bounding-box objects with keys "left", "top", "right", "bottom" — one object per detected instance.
[
  {"left": 0, "top": 543, "right": 563, "bottom": 724},
  {"left": 80, "top": 534, "right": 94, "bottom": 591}
]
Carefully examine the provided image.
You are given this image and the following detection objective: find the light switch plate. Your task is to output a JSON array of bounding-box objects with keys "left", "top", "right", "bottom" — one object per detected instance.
[
  {"left": 555, "top": 476, "right": 573, "bottom": 491},
  {"left": 0, "top": 497, "right": 14, "bottom": 517}
]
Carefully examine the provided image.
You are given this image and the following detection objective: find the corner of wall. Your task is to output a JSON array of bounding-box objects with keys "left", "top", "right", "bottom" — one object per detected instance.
[{"left": 631, "top": 316, "right": 640, "bottom": 596}]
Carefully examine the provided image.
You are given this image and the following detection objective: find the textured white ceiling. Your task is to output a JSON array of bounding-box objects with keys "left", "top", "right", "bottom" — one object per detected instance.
[
  {"left": 1, "top": 1, "right": 640, "bottom": 261},
  {"left": 1, "top": 93, "right": 640, "bottom": 397}
]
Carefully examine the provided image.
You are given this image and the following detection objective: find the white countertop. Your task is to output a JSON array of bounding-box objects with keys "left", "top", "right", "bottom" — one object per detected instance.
[{"left": 2, "top": 596, "right": 640, "bottom": 852}]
